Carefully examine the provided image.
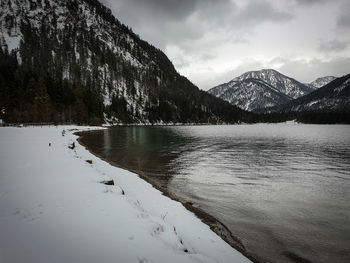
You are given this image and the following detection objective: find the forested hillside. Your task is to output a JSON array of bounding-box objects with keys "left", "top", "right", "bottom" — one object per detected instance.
[{"left": 0, "top": 0, "right": 251, "bottom": 124}]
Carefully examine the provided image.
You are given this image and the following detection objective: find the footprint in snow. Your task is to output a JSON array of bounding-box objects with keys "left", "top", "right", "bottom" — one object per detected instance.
[
  {"left": 150, "top": 223, "right": 164, "bottom": 236},
  {"left": 133, "top": 201, "right": 149, "bottom": 218},
  {"left": 138, "top": 257, "right": 151, "bottom": 263},
  {"left": 103, "top": 188, "right": 113, "bottom": 193},
  {"left": 13, "top": 208, "right": 41, "bottom": 222},
  {"left": 137, "top": 212, "right": 149, "bottom": 219}
]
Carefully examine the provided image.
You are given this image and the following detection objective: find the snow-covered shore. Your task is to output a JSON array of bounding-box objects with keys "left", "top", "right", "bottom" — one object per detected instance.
[{"left": 0, "top": 126, "right": 251, "bottom": 263}]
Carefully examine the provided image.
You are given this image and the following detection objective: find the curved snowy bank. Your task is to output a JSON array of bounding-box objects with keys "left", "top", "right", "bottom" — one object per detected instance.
[{"left": 0, "top": 126, "right": 251, "bottom": 263}]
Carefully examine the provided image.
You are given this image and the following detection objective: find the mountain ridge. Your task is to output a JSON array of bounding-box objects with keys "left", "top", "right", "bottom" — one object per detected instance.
[
  {"left": 208, "top": 69, "right": 311, "bottom": 112},
  {"left": 306, "top": 76, "right": 337, "bottom": 90},
  {"left": 278, "top": 74, "right": 350, "bottom": 113},
  {"left": 0, "top": 0, "right": 251, "bottom": 124},
  {"left": 209, "top": 78, "right": 292, "bottom": 112}
]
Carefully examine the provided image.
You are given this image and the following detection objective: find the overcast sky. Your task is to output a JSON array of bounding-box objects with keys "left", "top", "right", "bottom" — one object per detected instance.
[{"left": 102, "top": 0, "right": 350, "bottom": 90}]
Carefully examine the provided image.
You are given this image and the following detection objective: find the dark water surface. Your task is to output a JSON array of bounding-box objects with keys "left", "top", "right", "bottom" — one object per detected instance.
[{"left": 80, "top": 124, "right": 350, "bottom": 263}]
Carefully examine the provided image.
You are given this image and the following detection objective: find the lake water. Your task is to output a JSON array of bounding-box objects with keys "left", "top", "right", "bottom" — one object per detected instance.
[{"left": 79, "top": 124, "right": 350, "bottom": 263}]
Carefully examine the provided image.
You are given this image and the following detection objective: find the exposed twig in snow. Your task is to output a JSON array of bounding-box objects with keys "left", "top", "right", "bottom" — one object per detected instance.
[
  {"left": 101, "top": 180, "right": 114, "bottom": 185},
  {"left": 161, "top": 212, "right": 168, "bottom": 220},
  {"left": 68, "top": 142, "right": 75, "bottom": 149}
]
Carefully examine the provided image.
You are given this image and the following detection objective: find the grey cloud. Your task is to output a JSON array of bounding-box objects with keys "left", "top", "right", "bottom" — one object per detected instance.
[
  {"left": 105, "top": 0, "right": 294, "bottom": 50},
  {"left": 338, "top": 16, "right": 350, "bottom": 28},
  {"left": 105, "top": 0, "right": 208, "bottom": 48},
  {"left": 293, "top": 0, "right": 327, "bottom": 6},
  {"left": 337, "top": 4, "right": 350, "bottom": 28},
  {"left": 102, "top": 0, "right": 346, "bottom": 90},
  {"left": 209, "top": 57, "right": 350, "bottom": 85},
  {"left": 173, "top": 58, "right": 191, "bottom": 70},
  {"left": 277, "top": 57, "right": 350, "bottom": 82},
  {"left": 172, "top": 51, "right": 217, "bottom": 71},
  {"left": 319, "top": 40, "right": 348, "bottom": 52},
  {"left": 170, "top": 0, "right": 294, "bottom": 58},
  {"left": 226, "top": 60, "right": 265, "bottom": 80},
  {"left": 235, "top": 0, "right": 294, "bottom": 24},
  {"left": 193, "top": 0, "right": 237, "bottom": 26},
  {"left": 193, "top": 0, "right": 294, "bottom": 32},
  {"left": 115, "top": 0, "right": 197, "bottom": 21},
  {"left": 200, "top": 53, "right": 216, "bottom": 62},
  {"left": 197, "top": 59, "right": 265, "bottom": 90}
]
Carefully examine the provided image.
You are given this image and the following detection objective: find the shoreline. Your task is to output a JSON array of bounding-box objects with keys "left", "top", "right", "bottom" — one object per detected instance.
[
  {"left": 76, "top": 128, "right": 263, "bottom": 263},
  {"left": 0, "top": 125, "right": 253, "bottom": 263}
]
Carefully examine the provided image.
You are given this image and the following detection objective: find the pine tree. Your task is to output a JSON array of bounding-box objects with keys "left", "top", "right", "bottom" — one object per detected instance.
[{"left": 33, "top": 77, "right": 51, "bottom": 122}]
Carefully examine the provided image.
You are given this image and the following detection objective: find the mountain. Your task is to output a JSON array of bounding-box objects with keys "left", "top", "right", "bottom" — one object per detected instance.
[
  {"left": 307, "top": 76, "right": 337, "bottom": 90},
  {"left": 231, "top": 69, "right": 312, "bottom": 99},
  {"left": 208, "top": 69, "right": 312, "bottom": 112},
  {"left": 209, "top": 78, "right": 291, "bottom": 111},
  {"left": 279, "top": 74, "right": 350, "bottom": 113},
  {"left": 0, "top": 0, "right": 249, "bottom": 124}
]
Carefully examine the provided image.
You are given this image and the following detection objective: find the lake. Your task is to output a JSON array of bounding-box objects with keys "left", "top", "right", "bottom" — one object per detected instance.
[{"left": 79, "top": 124, "right": 350, "bottom": 263}]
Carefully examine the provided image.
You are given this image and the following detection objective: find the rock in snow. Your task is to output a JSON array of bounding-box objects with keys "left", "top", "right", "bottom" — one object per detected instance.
[{"left": 0, "top": 126, "right": 251, "bottom": 263}]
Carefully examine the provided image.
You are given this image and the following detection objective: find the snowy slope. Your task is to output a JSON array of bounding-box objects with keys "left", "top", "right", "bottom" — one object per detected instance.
[
  {"left": 231, "top": 69, "right": 312, "bottom": 99},
  {"left": 0, "top": 0, "right": 149, "bottom": 118},
  {"left": 209, "top": 78, "right": 291, "bottom": 111},
  {"left": 307, "top": 76, "right": 337, "bottom": 90},
  {"left": 0, "top": 126, "right": 251, "bottom": 263},
  {"left": 208, "top": 69, "right": 309, "bottom": 112},
  {"left": 0, "top": 0, "right": 246, "bottom": 124},
  {"left": 280, "top": 74, "right": 350, "bottom": 112}
]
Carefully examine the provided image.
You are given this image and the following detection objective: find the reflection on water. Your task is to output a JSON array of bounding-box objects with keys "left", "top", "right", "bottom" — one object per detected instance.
[
  {"left": 80, "top": 124, "right": 350, "bottom": 263},
  {"left": 80, "top": 127, "right": 189, "bottom": 188}
]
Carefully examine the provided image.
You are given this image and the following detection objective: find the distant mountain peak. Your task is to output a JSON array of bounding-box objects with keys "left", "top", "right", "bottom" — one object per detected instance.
[
  {"left": 208, "top": 69, "right": 312, "bottom": 112},
  {"left": 279, "top": 74, "right": 350, "bottom": 112},
  {"left": 307, "top": 76, "right": 337, "bottom": 89}
]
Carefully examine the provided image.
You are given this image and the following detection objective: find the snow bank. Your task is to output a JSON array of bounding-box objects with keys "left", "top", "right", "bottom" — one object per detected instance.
[{"left": 0, "top": 126, "right": 251, "bottom": 263}]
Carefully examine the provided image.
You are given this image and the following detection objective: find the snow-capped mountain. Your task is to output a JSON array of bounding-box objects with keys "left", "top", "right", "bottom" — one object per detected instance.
[
  {"left": 232, "top": 69, "right": 312, "bottom": 99},
  {"left": 209, "top": 78, "right": 291, "bottom": 112},
  {"left": 0, "top": 0, "right": 247, "bottom": 124},
  {"left": 208, "top": 69, "right": 312, "bottom": 112},
  {"left": 307, "top": 76, "right": 337, "bottom": 90},
  {"left": 280, "top": 74, "right": 350, "bottom": 112}
]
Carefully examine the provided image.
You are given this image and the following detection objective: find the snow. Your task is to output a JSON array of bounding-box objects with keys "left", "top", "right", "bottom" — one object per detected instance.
[
  {"left": 307, "top": 100, "right": 319, "bottom": 107},
  {"left": 1, "top": 31, "right": 21, "bottom": 52},
  {"left": 0, "top": 126, "right": 251, "bottom": 263},
  {"left": 208, "top": 69, "right": 312, "bottom": 112},
  {"left": 309, "top": 76, "right": 336, "bottom": 89},
  {"left": 335, "top": 78, "right": 350, "bottom": 93},
  {"left": 1, "top": 0, "right": 154, "bottom": 121},
  {"left": 230, "top": 69, "right": 310, "bottom": 99},
  {"left": 282, "top": 119, "right": 299, "bottom": 125}
]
